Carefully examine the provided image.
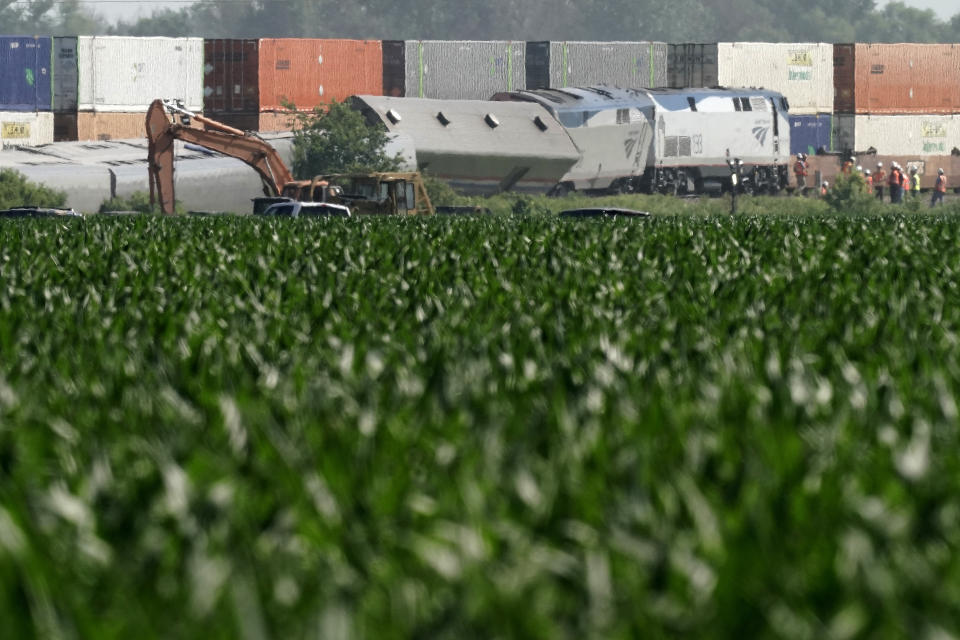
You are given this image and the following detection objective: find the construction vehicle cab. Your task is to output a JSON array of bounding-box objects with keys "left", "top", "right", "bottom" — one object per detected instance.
[{"left": 284, "top": 172, "right": 433, "bottom": 216}]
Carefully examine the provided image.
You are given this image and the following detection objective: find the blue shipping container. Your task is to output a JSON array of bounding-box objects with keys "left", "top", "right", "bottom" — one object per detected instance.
[
  {"left": 0, "top": 36, "right": 52, "bottom": 111},
  {"left": 789, "top": 114, "right": 832, "bottom": 156}
]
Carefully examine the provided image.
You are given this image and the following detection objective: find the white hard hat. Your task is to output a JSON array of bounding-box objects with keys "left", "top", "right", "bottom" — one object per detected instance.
[
  {"left": 865, "top": 169, "right": 871, "bottom": 175},
  {"left": 856, "top": 165, "right": 862, "bottom": 172},
  {"left": 850, "top": 155, "right": 856, "bottom": 161},
  {"left": 823, "top": 181, "right": 829, "bottom": 186},
  {"left": 940, "top": 168, "right": 945, "bottom": 174},
  {"left": 877, "top": 162, "right": 883, "bottom": 167},
  {"left": 797, "top": 153, "right": 804, "bottom": 159}
]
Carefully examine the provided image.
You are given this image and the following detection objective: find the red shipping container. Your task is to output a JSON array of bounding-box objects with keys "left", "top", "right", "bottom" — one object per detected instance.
[
  {"left": 205, "top": 39, "right": 383, "bottom": 115},
  {"left": 834, "top": 43, "right": 960, "bottom": 114},
  {"left": 258, "top": 39, "right": 383, "bottom": 110}
]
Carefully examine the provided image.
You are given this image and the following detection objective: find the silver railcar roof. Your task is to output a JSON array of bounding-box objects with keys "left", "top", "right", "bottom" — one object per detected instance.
[{"left": 496, "top": 85, "right": 788, "bottom": 113}]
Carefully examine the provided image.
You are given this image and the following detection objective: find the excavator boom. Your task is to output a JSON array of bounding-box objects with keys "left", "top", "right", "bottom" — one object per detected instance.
[{"left": 145, "top": 99, "right": 294, "bottom": 214}]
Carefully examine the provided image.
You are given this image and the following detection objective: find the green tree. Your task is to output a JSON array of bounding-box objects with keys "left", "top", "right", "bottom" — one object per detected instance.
[
  {"left": 288, "top": 100, "right": 401, "bottom": 178},
  {"left": 0, "top": 169, "right": 66, "bottom": 209}
]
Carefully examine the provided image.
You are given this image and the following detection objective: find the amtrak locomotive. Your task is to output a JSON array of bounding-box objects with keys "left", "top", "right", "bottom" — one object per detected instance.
[{"left": 493, "top": 86, "right": 791, "bottom": 196}]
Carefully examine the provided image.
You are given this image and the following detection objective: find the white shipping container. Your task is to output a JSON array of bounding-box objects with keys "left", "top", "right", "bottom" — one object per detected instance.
[
  {"left": 716, "top": 43, "right": 833, "bottom": 115},
  {"left": 549, "top": 41, "right": 667, "bottom": 89},
  {"left": 833, "top": 114, "right": 960, "bottom": 156},
  {"left": 404, "top": 41, "right": 525, "bottom": 100},
  {"left": 0, "top": 111, "right": 54, "bottom": 147},
  {"left": 77, "top": 36, "right": 203, "bottom": 112}
]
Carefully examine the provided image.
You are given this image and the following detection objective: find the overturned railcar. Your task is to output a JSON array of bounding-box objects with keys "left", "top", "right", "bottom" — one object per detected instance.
[
  {"left": 349, "top": 95, "right": 579, "bottom": 195},
  {"left": 493, "top": 86, "right": 791, "bottom": 195}
]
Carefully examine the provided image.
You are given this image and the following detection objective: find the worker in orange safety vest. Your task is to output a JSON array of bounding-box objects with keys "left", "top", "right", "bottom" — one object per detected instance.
[
  {"left": 874, "top": 162, "right": 886, "bottom": 201},
  {"left": 889, "top": 163, "right": 902, "bottom": 203},
  {"left": 841, "top": 155, "right": 855, "bottom": 175},
  {"left": 793, "top": 153, "right": 808, "bottom": 194}
]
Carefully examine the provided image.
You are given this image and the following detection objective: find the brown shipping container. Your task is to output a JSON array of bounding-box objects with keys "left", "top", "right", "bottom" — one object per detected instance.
[
  {"left": 62, "top": 111, "right": 202, "bottom": 141},
  {"left": 54, "top": 114, "right": 78, "bottom": 142},
  {"left": 258, "top": 39, "right": 383, "bottom": 110},
  {"left": 204, "top": 39, "right": 260, "bottom": 113},
  {"left": 208, "top": 111, "right": 296, "bottom": 132},
  {"left": 834, "top": 43, "right": 960, "bottom": 114}
]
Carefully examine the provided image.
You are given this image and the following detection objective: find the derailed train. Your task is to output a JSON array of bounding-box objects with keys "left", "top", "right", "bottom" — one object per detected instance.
[{"left": 491, "top": 86, "right": 791, "bottom": 196}]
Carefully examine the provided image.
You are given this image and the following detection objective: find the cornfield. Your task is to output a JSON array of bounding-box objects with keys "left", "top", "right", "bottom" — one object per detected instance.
[{"left": 2, "top": 211, "right": 960, "bottom": 638}]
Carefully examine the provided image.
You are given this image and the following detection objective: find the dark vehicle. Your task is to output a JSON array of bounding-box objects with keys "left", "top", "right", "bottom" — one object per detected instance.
[
  {"left": 0, "top": 207, "right": 81, "bottom": 218},
  {"left": 559, "top": 207, "right": 650, "bottom": 218}
]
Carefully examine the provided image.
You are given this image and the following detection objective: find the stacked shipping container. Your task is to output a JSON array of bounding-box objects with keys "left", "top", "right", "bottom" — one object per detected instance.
[
  {"left": 203, "top": 39, "right": 383, "bottom": 131},
  {"left": 669, "top": 42, "right": 834, "bottom": 155},
  {"left": 385, "top": 41, "right": 525, "bottom": 100},
  {"left": 3, "top": 35, "right": 960, "bottom": 160},
  {"left": 53, "top": 36, "right": 203, "bottom": 141},
  {"left": 0, "top": 36, "right": 54, "bottom": 147},
  {"left": 832, "top": 43, "right": 960, "bottom": 159},
  {"left": 525, "top": 41, "right": 668, "bottom": 90}
]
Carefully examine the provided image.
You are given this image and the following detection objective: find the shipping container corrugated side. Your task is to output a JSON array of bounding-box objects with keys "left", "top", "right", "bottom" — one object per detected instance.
[
  {"left": 0, "top": 111, "right": 54, "bottom": 146},
  {"left": 523, "top": 41, "right": 667, "bottom": 89},
  {"left": 832, "top": 113, "right": 960, "bottom": 155},
  {"left": 0, "top": 36, "right": 52, "bottom": 111},
  {"left": 834, "top": 43, "right": 960, "bottom": 115},
  {"left": 257, "top": 39, "right": 383, "bottom": 110},
  {"left": 77, "top": 36, "right": 204, "bottom": 112},
  {"left": 789, "top": 114, "right": 832, "bottom": 155},
  {"left": 403, "top": 41, "right": 525, "bottom": 99}
]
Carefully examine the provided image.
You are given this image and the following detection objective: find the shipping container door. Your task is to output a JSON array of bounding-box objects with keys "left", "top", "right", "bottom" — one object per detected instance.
[
  {"left": 204, "top": 39, "right": 259, "bottom": 113},
  {"left": 53, "top": 37, "right": 78, "bottom": 112},
  {"left": 833, "top": 44, "right": 855, "bottom": 113},
  {"left": 525, "top": 41, "right": 550, "bottom": 89},
  {"left": 383, "top": 40, "right": 406, "bottom": 96}
]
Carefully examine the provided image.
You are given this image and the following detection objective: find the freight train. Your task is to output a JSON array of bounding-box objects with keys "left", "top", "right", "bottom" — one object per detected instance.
[{"left": 489, "top": 86, "right": 791, "bottom": 195}]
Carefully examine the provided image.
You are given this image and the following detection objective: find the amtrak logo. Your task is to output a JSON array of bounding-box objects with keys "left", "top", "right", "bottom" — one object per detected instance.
[{"left": 752, "top": 126, "right": 769, "bottom": 146}]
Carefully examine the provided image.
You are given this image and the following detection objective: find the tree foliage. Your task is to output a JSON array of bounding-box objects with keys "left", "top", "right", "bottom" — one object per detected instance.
[
  {"left": 288, "top": 100, "right": 401, "bottom": 178},
  {"left": 2, "top": 0, "right": 960, "bottom": 42},
  {"left": 0, "top": 169, "right": 66, "bottom": 209}
]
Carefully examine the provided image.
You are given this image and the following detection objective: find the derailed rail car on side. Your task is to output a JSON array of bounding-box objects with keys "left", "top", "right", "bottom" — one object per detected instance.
[{"left": 493, "top": 86, "right": 791, "bottom": 195}]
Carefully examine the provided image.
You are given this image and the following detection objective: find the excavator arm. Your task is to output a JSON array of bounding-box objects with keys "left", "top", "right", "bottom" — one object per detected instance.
[{"left": 145, "top": 99, "right": 294, "bottom": 214}]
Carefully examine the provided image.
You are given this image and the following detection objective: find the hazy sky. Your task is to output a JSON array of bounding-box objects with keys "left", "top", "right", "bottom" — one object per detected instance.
[{"left": 88, "top": 0, "right": 960, "bottom": 23}]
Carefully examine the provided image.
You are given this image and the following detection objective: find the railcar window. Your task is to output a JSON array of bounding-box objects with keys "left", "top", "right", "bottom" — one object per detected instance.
[
  {"left": 780, "top": 97, "right": 790, "bottom": 111},
  {"left": 558, "top": 111, "right": 585, "bottom": 128},
  {"left": 741, "top": 98, "right": 752, "bottom": 111},
  {"left": 733, "top": 98, "right": 741, "bottom": 111},
  {"left": 616, "top": 108, "right": 629, "bottom": 124},
  {"left": 405, "top": 183, "right": 415, "bottom": 211},
  {"left": 664, "top": 136, "right": 679, "bottom": 157},
  {"left": 687, "top": 97, "right": 697, "bottom": 111}
]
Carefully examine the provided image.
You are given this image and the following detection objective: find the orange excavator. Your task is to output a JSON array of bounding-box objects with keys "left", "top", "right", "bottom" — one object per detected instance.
[
  {"left": 145, "top": 98, "right": 436, "bottom": 216},
  {"left": 145, "top": 98, "right": 294, "bottom": 214}
]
